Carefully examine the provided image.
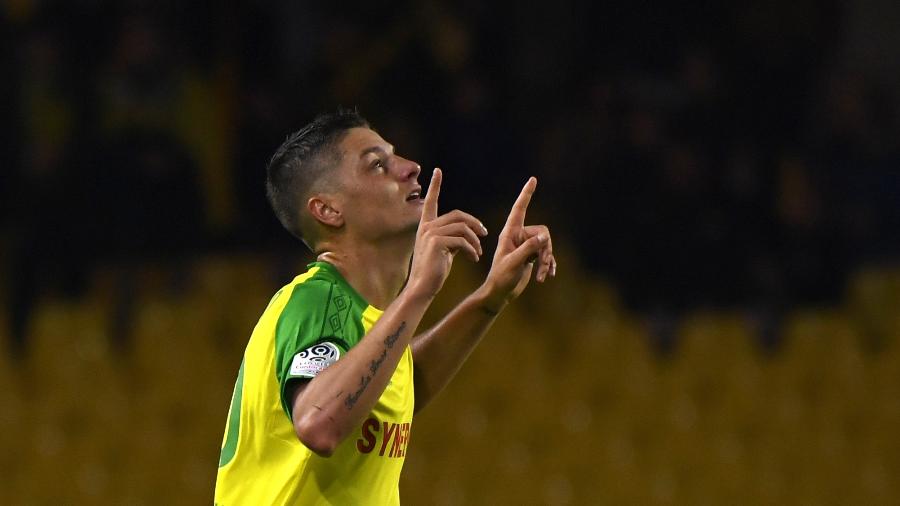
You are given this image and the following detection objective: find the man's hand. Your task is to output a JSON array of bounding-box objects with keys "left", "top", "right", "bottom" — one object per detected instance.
[
  {"left": 406, "top": 168, "right": 488, "bottom": 300},
  {"left": 480, "top": 177, "right": 556, "bottom": 313},
  {"left": 407, "top": 176, "right": 555, "bottom": 411}
]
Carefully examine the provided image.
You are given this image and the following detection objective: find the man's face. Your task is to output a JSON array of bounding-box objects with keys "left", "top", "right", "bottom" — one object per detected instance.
[{"left": 328, "top": 127, "right": 424, "bottom": 241}]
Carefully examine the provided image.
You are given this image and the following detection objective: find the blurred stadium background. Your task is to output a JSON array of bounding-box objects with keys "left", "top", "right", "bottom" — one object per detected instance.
[{"left": 3, "top": 0, "right": 900, "bottom": 504}]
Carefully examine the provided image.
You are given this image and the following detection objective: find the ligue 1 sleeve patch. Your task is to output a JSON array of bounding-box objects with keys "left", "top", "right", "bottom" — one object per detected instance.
[{"left": 289, "top": 342, "right": 341, "bottom": 378}]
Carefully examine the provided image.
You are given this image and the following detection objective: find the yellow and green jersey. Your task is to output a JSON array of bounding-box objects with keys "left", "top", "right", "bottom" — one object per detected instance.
[{"left": 215, "top": 261, "right": 415, "bottom": 505}]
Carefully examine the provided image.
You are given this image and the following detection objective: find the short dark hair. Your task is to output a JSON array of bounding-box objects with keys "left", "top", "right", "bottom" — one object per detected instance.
[{"left": 266, "top": 109, "right": 369, "bottom": 247}]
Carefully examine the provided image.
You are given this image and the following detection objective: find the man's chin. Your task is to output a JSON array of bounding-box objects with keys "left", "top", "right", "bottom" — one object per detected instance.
[{"left": 380, "top": 220, "right": 419, "bottom": 241}]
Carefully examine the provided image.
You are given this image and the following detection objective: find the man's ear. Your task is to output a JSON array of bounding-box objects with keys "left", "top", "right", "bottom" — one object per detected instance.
[{"left": 307, "top": 196, "right": 344, "bottom": 228}]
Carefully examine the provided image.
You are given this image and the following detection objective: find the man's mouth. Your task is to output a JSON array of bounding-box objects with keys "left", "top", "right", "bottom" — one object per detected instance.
[{"left": 406, "top": 188, "right": 422, "bottom": 201}]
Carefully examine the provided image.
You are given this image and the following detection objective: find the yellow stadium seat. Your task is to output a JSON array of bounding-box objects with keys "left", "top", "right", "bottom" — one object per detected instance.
[
  {"left": 23, "top": 291, "right": 130, "bottom": 486},
  {"left": 0, "top": 358, "right": 26, "bottom": 504},
  {"left": 847, "top": 266, "right": 900, "bottom": 351},
  {"left": 776, "top": 310, "right": 866, "bottom": 402},
  {"left": 128, "top": 292, "right": 229, "bottom": 401},
  {"left": 665, "top": 312, "right": 765, "bottom": 431},
  {"left": 764, "top": 310, "right": 883, "bottom": 501},
  {"left": 189, "top": 254, "right": 281, "bottom": 355}
]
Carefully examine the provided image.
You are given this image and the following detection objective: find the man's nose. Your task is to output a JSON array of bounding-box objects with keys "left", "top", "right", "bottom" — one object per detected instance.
[{"left": 395, "top": 156, "right": 422, "bottom": 181}]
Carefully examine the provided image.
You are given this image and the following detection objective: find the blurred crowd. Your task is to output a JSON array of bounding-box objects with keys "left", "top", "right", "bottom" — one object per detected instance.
[{"left": 3, "top": 1, "right": 899, "bottom": 351}]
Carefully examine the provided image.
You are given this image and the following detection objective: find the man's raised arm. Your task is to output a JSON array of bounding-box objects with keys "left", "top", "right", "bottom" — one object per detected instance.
[{"left": 411, "top": 177, "right": 557, "bottom": 412}]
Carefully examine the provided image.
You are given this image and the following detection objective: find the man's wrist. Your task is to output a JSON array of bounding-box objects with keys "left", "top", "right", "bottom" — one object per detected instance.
[
  {"left": 399, "top": 279, "right": 438, "bottom": 308},
  {"left": 472, "top": 282, "right": 509, "bottom": 316}
]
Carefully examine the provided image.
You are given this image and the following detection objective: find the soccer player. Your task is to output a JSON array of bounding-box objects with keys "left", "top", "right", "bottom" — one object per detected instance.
[{"left": 215, "top": 110, "right": 556, "bottom": 505}]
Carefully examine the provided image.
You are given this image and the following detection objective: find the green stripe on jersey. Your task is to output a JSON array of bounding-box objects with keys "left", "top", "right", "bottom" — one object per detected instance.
[{"left": 218, "top": 359, "right": 245, "bottom": 467}]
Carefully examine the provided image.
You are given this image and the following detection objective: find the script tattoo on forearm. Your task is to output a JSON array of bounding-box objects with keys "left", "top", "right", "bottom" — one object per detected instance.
[{"left": 345, "top": 321, "right": 407, "bottom": 410}]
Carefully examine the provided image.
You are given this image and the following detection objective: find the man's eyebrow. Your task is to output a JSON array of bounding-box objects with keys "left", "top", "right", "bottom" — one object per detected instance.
[{"left": 359, "top": 145, "right": 395, "bottom": 158}]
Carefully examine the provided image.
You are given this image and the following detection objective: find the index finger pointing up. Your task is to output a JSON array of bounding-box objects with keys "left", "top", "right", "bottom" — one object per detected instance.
[
  {"left": 422, "top": 168, "right": 442, "bottom": 222},
  {"left": 505, "top": 176, "right": 537, "bottom": 228}
]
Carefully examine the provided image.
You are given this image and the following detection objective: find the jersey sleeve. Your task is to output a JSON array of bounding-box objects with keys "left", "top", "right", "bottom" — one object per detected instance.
[{"left": 273, "top": 279, "right": 357, "bottom": 419}]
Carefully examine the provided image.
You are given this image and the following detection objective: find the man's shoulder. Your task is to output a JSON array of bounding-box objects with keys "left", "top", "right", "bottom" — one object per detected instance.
[
  {"left": 279, "top": 275, "right": 336, "bottom": 313},
  {"left": 271, "top": 266, "right": 363, "bottom": 352},
  {"left": 278, "top": 265, "right": 360, "bottom": 316}
]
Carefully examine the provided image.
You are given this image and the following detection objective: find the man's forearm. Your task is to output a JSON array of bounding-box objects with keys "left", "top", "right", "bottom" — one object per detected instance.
[{"left": 410, "top": 283, "right": 504, "bottom": 412}]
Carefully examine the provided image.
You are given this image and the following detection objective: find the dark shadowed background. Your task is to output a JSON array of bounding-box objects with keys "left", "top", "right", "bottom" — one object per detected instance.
[{"left": 2, "top": 0, "right": 899, "bottom": 504}]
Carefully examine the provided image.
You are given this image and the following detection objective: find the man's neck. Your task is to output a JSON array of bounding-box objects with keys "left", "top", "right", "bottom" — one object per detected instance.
[{"left": 315, "top": 237, "right": 414, "bottom": 310}]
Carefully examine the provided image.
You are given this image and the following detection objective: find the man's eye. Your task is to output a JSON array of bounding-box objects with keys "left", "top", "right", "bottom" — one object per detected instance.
[{"left": 373, "top": 160, "right": 384, "bottom": 169}]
